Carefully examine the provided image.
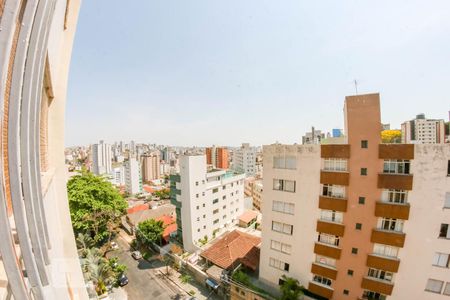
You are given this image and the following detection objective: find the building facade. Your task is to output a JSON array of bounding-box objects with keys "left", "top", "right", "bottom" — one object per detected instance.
[
  {"left": 125, "top": 158, "right": 142, "bottom": 195},
  {"left": 259, "top": 94, "right": 450, "bottom": 300},
  {"left": 91, "top": 140, "right": 112, "bottom": 175},
  {"left": 141, "top": 152, "right": 161, "bottom": 182},
  {"left": 233, "top": 143, "right": 257, "bottom": 176},
  {"left": 401, "top": 114, "right": 445, "bottom": 144},
  {"left": 206, "top": 145, "right": 229, "bottom": 169},
  {"left": 170, "top": 155, "right": 245, "bottom": 252}
]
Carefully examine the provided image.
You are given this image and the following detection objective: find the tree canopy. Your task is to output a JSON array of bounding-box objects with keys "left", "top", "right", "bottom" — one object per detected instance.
[
  {"left": 136, "top": 219, "right": 165, "bottom": 246},
  {"left": 280, "top": 275, "right": 304, "bottom": 300},
  {"left": 381, "top": 130, "right": 402, "bottom": 143},
  {"left": 68, "top": 171, "right": 127, "bottom": 244}
]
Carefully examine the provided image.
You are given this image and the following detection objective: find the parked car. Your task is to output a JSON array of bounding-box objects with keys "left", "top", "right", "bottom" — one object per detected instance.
[
  {"left": 118, "top": 274, "right": 129, "bottom": 286},
  {"left": 111, "top": 241, "right": 119, "bottom": 250},
  {"left": 131, "top": 251, "right": 142, "bottom": 260}
]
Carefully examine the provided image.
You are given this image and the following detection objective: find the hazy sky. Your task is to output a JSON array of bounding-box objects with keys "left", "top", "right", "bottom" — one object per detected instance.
[{"left": 66, "top": 1, "right": 450, "bottom": 147}]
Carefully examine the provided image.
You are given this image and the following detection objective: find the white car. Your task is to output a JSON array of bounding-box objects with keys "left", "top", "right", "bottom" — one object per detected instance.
[
  {"left": 131, "top": 251, "right": 142, "bottom": 260},
  {"left": 111, "top": 242, "right": 119, "bottom": 250}
]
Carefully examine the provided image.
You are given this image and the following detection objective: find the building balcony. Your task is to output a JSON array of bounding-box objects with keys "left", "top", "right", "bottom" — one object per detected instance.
[
  {"left": 316, "top": 220, "right": 345, "bottom": 237},
  {"left": 319, "top": 196, "right": 348, "bottom": 212},
  {"left": 361, "top": 277, "right": 394, "bottom": 296},
  {"left": 366, "top": 254, "right": 400, "bottom": 273},
  {"left": 375, "top": 201, "right": 410, "bottom": 220},
  {"left": 371, "top": 229, "right": 406, "bottom": 247},
  {"left": 377, "top": 173, "right": 413, "bottom": 190},
  {"left": 308, "top": 282, "right": 334, "bottom": 299},
  {"left": 314, "top": 242, "right": 342, "bottom": 259},
  {"left": 321, "top": 144, "right": 350, "bottom": 158},
  {"left": 379, "top": 144, "right": 414, "bottom": 160},
  {"left": 311, "top": 263, "right": 337, "bottom": 280},
  {"left": 320, "top": 171, "right": 349, "bottom": 186}
]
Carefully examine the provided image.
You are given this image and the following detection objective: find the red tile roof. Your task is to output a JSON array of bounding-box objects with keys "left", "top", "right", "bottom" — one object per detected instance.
[
  {"left": 239, "top": 210, "right": 258, "bottom": 224},
  {"left": 143, "top": 185, "right": 154, "bottom": 193},
  {"left": 155, "top": 215, "right": 177, "bottom": 241},
  {"left": 126, "top": 203, "right": 149, "bottom": 214},
  {"left": 200, "top": 230, "right": 261, "bottom": 271}
]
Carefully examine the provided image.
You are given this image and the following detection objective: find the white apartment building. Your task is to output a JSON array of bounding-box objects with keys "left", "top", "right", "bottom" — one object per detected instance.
[
  {"left": 125, "top": 158, "right": 142, "bottom": 195},
  {"left": 91, "top": 140, "right": 112, "bottom": 175},
  {"left": 171, "top": 155, "right": 245, "bottom": 252},
  {"left": 233, "top": 143, "right": 257, "bottom": 176},
  {"left": 401, "top": 114, "right": 445, "bottom": 144},
  {"left": 110, "top": 166, "right": 125, "bottom": 186}
]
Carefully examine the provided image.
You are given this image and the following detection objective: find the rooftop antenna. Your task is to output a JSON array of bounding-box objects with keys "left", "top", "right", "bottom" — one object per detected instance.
[{"left": 354, "top": 79, "right": 358, "bottom": 95}]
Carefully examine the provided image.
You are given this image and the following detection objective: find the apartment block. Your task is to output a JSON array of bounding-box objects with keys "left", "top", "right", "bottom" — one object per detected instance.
[
  {"left": 170, "top": 155, "right": 245, "bottom": 252},
  {"left": 206, "top": 145, "right": 229, "bottom": 169},
  {"left": 142, "top": 152, "right": 161, "bottom": 182},
  {"left": 244, "top": 177, "right": 263, "bottom": 211},
  {"left": 401, "top": 114, "right": 445, "bottom": 144},
  {"left": 233, "top": 143, "right": 257, "bottom": 176},
  {"left": 259, "top": 94, "right": 450, "bottom": 300},
  {"left": 125, "top": 158, "right": 142, "bottom": 195},
  {"left": 91, "top": 140, "right": 112, "bottom": 175}
]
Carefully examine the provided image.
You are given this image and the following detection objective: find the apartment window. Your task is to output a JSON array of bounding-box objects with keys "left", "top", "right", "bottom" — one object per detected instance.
[
  {"left": 213, "top": 209, "right": 219, "bottom": 214},
  {"left": 343, "top": 289, "right": 349, "bottom": 295},
  {"left": 425, "top": 279, "right": 444, "bottom": 294},
  {"left": 203, "top": 214, "right": 206, "bottom": 218},
  {"left": 202, "top": 204, "right": 205, "bottom": 208},
  {"left": 223, "top": 186, "right": 226, "bottom": 190},
  {"left": 212, "top": 198, "right": 219, "bottom": 204},
  {"left": 197, "top": 229, "right": 200, "bottom": 232},
  {"left": 368, "top": 268, "right": 393, "bottom": 282},
  {"left": 445, "top": 192, "right": 450, "bottom": 209},
  {"left": 223, "top": 215, "right": 227, "bottom": 219},
  {"left": 269, "top": 257, "right": 289, "bottom": 271},
  {"left": 196, "top": 194, "right": 199, "bottom": 198},
  {"left": 432, "top": 253, "right": 450, "bottom": 268},
  {"left": 196, "top": 206, "right": 199, "bottom": 210},
  {"left": 361, "top": 140, "right": 368, "bottom": 148},
  {"left": 358, "top": 197, "right": 365, "bottom": 204},
  {"left": 351, "top": 248, "right": 358, "bottom": 254},
  {"left": 355, "top": 223, "right": 362, "bottom": 230},
  {"left": 273, "top": 179, "right": 296, "bottom": 193},
  {"left": 360, "top": 168, "right": 367, "bottom": 176},
  {"left": 203, "top": 225, "right": 206, "bottom": 229},
  {"left": 439, "top": 224, "right": 450, "bottom": 239},
  {"left": 196, "top": 217, "right": 200, "bottom": 221},
  {"left": 270, "top": 240, "right": 292, "bottom": 254},
  {"left": 213, "top": 219, "right": 219, "bottom": 225},
  {"left": 272, "top": 221, "right": 293, "bottom": 235},
  {"left": 273, "top": 156, "right": 297, "bottom": 170},
  {"left": 378, "top": 218, "right": 404, "bottom": 232},
  {"left": 315, "top": 255, "right": 336, "bottom": 267},
  {"left": 318, "top": 233, "right": 340, "bottom": 246},
  {"left": 448, "top": 160, "right": 450, "bottom": 176},
  {"left": 444, "top": 283, "right": 450, "bottom": 296},
  {"left": 383, "top": 159, "right": 410, "bottom": 174},
  {"left": 212, "top": 188, "right": 219, "bottom": 193},
  {"left": 202, "top": 192, "right": 205, "bottom": 196},
  {"left": 322, "top": 184, "right": 345, "bottom": 198},
  {"left": 382, "top": 189, "right": 408, "bottom": 204},
  {"left": 196, "top": 181, "right": 199, "bottom": 186},
  {"left": 324, "top": 158, "right": 348, "bottom": 172},
  {"left": 320, "top": 210, "right": 343, "bottom": 223},
  {"left": 347, "top": 269, "right": 354, "bottom": 276},
  {"left": 362, "top": 290, "right": 386, "bottom": 300},
  {"left": 313, "top": 275, "right": 332, "bottom": 286},
  {"left": 223, "top": 205, "right": 226, "bottom": 209},
  {"left": 272, "top": 201, "right": 295, "bottom": 215},
  {"left": 373, "top": 244, "right": 398, "bottom": 258}
]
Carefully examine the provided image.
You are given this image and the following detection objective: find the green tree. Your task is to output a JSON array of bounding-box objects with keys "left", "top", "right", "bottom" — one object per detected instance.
[
  {"left": 67, "top": 171, "right": 127, "bottom": 245},
  {"left": 280, "top": 275, "right": 304, "bottom": 300},
  {"left": 136, "top": 219, "right": 165, "bottom": 246},
  {"left": 108, "top": 257, "right": 127, "bottom": 277},
  {"left": 154, "top": 189, "right": 170, "bottom": 199},
  {"left": 82, "top": 248, "right": 116, "bottom": 295},
  {"left": 180, "top": 273, "right": 192, "bottom": 284},
  {"left": 232, "top": 270, "right": 251, "bottom": 287},
  {"left": 76, "top": 233, "right": 94, "bottom": 257}
]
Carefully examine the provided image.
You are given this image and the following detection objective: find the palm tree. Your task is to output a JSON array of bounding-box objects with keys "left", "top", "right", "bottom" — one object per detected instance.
[
  {"left": 82, "top": 248, "right": 115, "bottom": 295},
  {"left": 76, "top": 233, "right": 94, "bottom": 258},
  {"left": 280, "top": 275, "right": 304, "bottom": 300}
]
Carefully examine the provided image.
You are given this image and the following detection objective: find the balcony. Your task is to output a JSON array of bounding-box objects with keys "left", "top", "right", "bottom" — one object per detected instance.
[
  {"left": 308, "top": 282, "right": 334, "bottom": 299},
  {"left": 379, "top": 144, "right": 414, "bottom": 160},
  {"left": 320, "top": 171, "right": 349, "bottom": 186},
  {"left": 314, "top": 242, "right": 341, "bottom": 259},
  {"left": 377, "top": 173, "right": 413, "bottom": 190},
  {"left": 317, "top": 220, "right": 345, "bottom": 236},
  {"left": 375, "top": 202, "right": 410, "bottom": 220},
  {"left": 366, "top": 254, "right": 400, "bottom": 273},
  {"left": 311, "top": 263, "right": 337, "bottom": 280},
  {"left": 371, "top": 229, "right": 406, "bottom": 247},
  {"left": 319, "top": 196, "right": 348, "bottom": 212},
  {"left": 321, "top": 144, "right": 350, "bottom": 158},
  {"left": 361, "top": 277, "right": 394, "bottom": 296}
]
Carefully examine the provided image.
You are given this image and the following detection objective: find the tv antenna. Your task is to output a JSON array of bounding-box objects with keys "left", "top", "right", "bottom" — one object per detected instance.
[{"left": 354, "top": 79, "right": 358, "bottom": 95}]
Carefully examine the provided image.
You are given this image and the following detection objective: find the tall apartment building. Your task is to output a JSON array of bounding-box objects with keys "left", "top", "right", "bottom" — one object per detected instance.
[
  {"left": 233, "top": 143, "right": 257, "bottom": 176},
  {"left": 0, "top": 1, "right": 88, "bottom": 299},
  {"left": 142, "top": 152, "right": 161, "bottom": 182},
  {"left": 91, "top": 140, "right": 112, "bottom": 175},
  {"left": 302, "top": 127, "right": 326, "bottom": 144},
  {"left": 401, "top": 114, "right": 445, "bottom": 144},
  {"left": 125, "top": 158, "right": 142, "bottom": 195},
  {"left": 259, "top": 94, "right": 450, "bottom": 300},
  {"left": 244, "top": 177, "right": 263, "bottom": 211},
  {"left": 170, "top": 155, "right": 245, "bottom": 252},
  {"left": 110, "top": 166, "right": 125, "bottom": 186},
  {"left": 206, "top": 145, "right": 229, "bottom": 169}
]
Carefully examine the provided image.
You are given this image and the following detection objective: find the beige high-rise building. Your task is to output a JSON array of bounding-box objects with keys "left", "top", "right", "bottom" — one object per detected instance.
[
  {"left": 259, "top": 94, "right": 450, "bottom": 300},
  {"left": 142, "top": 152, "right": 161, "bottom": 182},
  {"left": 401, "top": 114, "right": 445, "bottom": 144}
]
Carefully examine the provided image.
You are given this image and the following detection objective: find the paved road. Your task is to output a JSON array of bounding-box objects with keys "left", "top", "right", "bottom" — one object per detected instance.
[{"left": 108, "top": 237, "right": 179, "bottom": 300}]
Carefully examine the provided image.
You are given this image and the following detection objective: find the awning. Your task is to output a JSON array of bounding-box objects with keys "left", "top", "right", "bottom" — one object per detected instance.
[{"left": 206, "top": 278, "right": 219, "bottom": 290}]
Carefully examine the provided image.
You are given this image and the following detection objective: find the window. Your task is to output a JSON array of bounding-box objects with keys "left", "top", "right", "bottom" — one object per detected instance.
[
  {"left": 355, "top": 223, "right": 362, "bottom": 230},
  {"left": 362, "top": 290, "right": 386, "bottom": 300},
  {"left": 273, "top": 179, "right": 296, "bottom": 193},
  {"left": 223, "top": 205, "right": 226, "bottom": 209},
  {"left": 432, "top": 253, "right": 449, "bottom": 268},
  {"left": 196, "top": 206, "right": 199, "bottom": 210},
  {"left": 212, "top": 198, "right": 219, "bottom": 204},
  {"left": 196, "top": 181, "right": 199, "bottom": 186},
  {"left": 320, "top": 210, "right": 343, "bottom": 223},
  {"left": 203, "top": 214, "right": 206, "bottom": 218},
  {"left": 343, "top": 289, "right": 349, "bottom": 295},
  {"left": 315, "top": 255, "right": 336, "bottom": 267},
  {"left": 360, "top": 168, "right": 367, "bottom": 176},
  {"left": 383, "top": 159, "right": 410, "bottom": 174},
  {"left": 313, "top": 275, "right": 332, "bottom": 286},
  {"left": 382, "top": 189, "right": 408, "bottom": 204},
  {"left": 367, "top": 268, "right": 393, "bottom": 282},
  {"left": 213, "top": 209, "right": 219, "bottom": 214},
  {"left": 359, "top": 197, "right": 365, "bottom": 204},
  {"left": 347, "top": 269, "right": 354, "bottom": 276},
  {"left": 213, "top": 219, "right": 219, "bottom": 224},
  {"left": 273, "top": 156, "right": 297, "bottom": 170},
  {"left": 373, "top": 244, "right": 398, "bottom": 258},
  {"left": 270, "top": 240, "right": 292, "bottom": 254},
  {"left": 196, "top": 194, "right": 199, "bottom": 198},
  {"left": 322, "top": 184, "right": 345, "bottom": 198},
  {"left": 223, "top": 186, "right": 226, "bottom": 190},
  {"left": 445, "top": 192, "right": 450, "bottom": 209},
  {"left": 444, "top": 283, "right": 450, "bottom": 296},
  {"left": 324, "top": 158, "right": 348, "bottom": 172},
  {"left": 439, "top": 224, "right": 450, "bottom": 239},
  {"left": 202, "top": 203, "right": 205, "bottom": 208},
  {"left": 351, "top": 248, "right": 358, "bottom": 254},
  {"left": 318, "top": 233, "right": 340, "bottom": 246},
  {"left": 213, "top": 188, "right": 218, "bottom": 193},
  {"left": 361, "top": 140, "right": 368, "bottom": 148},
  {"left": 272, "top": 221, "right": 293, "bottom": 235},
  {"left": 378, "top": 218, "right": 404, "bottom": 232},
  {"left": 269, "top": 257, "right": 289, "bottom": 271},
  {"left": 273, "top": 201, "right": 295, "bottom": 215},
  {"left": 223, "top": 215, "right": 227, "bottom": 219},
  {"left": 222, "top": 195, "right": 226, "bottom": 200},
  {"left": 197, "top": 217, "right": 200, "bottom": 221},
  {"left": 425, "top": 279, "right": 444, "bottom": 294},
  {"left": 448, "top": 160, "right": 450, "bottom": 176}
]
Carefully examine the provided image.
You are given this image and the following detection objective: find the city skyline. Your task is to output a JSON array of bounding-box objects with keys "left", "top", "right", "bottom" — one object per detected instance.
[{"left": 66, "top": 0, "right": 449, "bottom": 146}]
